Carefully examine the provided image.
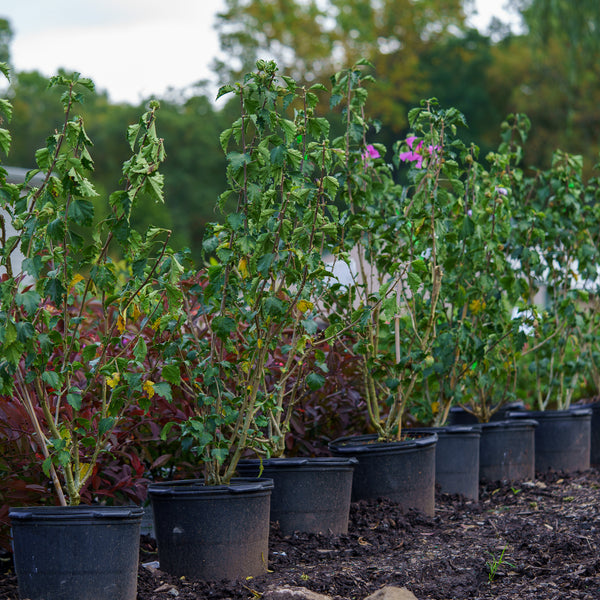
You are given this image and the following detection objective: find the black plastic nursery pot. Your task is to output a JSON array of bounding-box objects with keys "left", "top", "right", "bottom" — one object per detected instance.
[
  {"left": 147, "top": 478, "right": 273, "bottom": 581},
  {"left": 508, "top": 408, "right": 592, "bottom": 473},
  {"left": 573, "top": 400, "right": 600, "bottom": 466},
  {"left": 479, "top": 419, "right": 537, "bottom": 482},
  {"left": 589, "top": 401, "right": 600, "bottom": 466},
  {"left": 409, "top": 425, "right": 481, "bottom": 501},
  {"left": 9, "top": 505, "right": 143, "bottom": 600},
  {"left": 328, "top": 432, "right": 437, "bottom": 517},
  {"left": 236, "top": 457, "right": 357, "bottom": 535}
]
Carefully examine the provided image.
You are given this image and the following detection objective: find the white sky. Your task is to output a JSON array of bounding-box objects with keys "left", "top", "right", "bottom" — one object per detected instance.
[{"left": 2, "top": 0, "right": 517, "bottom": 105}]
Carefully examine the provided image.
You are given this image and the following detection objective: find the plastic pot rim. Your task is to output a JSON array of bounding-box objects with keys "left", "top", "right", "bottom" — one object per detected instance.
[
  {"left": 237, "top": 456, "right": 358, "bottom": 469},
  {"left": 9, "top": 504, "right": 144, "bottom": 522},
  {"left": 507, "top": 408, "right": 592, "bottom": 420},
  {"left": 328, "top": 432, "right": 437, "bottom": 454},
  {"left": 408, "top": 425, "right": 482, "bottom": 436},
  {"left": 147, "top": 477, "right": 274, "bottom": 497}
]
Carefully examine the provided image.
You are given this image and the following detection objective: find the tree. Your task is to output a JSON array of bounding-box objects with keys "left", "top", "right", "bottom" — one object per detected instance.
[
  {"left": 0, "top": 19, "right": 12, "bottom": 65},
  {"left": 215, "top": 0, "right": 470, "bottom": 130},
  {"left": 419, "top": 28, "right": 502, "bottom": 155},
  {"left": 503, "top": 0, "right": 600, "bottom": 169}
]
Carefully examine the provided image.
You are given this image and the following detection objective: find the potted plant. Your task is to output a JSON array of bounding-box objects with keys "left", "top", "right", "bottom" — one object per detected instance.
[
  {"left": 574, "top": 174, "right": 600, "bottom": 465},
  {"left": 507, "top": 144, "right": 598, "bottom": 473},
  {"left": 0, "top": 67, "right": 178, "bottom": 600},
  {"left": 428, "top": 114, "right": 537, "bottom": 488},
  {"left": 323, "top": 66, "right": 451, "bottom": 516},
  {"left": 147, "top": 61, "right": 355, "bottom": 580}
]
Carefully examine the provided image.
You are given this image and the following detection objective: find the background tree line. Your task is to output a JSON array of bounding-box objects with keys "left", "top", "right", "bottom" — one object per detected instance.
[{"left": 2, "top": 0, "right": 599, "bottom": 262}]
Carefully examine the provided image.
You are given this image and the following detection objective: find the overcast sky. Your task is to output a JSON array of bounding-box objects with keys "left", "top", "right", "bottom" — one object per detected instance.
[{"left": 2, "top": 0, "right": 516, "bottom": 105}]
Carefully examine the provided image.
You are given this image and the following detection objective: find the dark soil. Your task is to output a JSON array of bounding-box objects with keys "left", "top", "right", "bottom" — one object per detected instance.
[{"left": 2, "top": 469, "right": 599, "bottom": 600}]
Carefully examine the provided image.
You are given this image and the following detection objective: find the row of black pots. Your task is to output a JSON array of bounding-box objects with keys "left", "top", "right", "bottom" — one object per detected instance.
[
  {"left": 147, "top": 440, "right": 438, "bottom": 584},
  {"left": 408, "top": 405, "right": 594, "bottom": 503},
  {"left": 7, "top": 455, "right": 379, "bottom": 599},
  {"left": 9, "top": 406, "right": 596, "bottom": 598},
  {"left": 8, "top": 482, "right": 278, "bottom": 600},
  {"left": 147, "top": 458, "right": 361, "bottom": 582},
  {"left": 448, "top": 404, "right": 595, "bottom": 470},
  {"left": 145, "top": 435, "right": 440, "bottom": 584}
]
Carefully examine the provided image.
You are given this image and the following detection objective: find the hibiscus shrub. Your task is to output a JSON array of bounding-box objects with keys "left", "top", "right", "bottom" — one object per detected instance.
[{"left": 0, "top": 295, "right": 199, "bottom": 551}]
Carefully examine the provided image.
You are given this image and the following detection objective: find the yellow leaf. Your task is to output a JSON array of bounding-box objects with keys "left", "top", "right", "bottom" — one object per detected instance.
[
  {"left": 143, "top": 380, "right": 155, "bottom": 398},
  {"left": 468, "top": 298, "right": 486, "bottom": 315},
  {"left": 238, "top": 257, "right": 250, "bottom": 278},
  {"left": 297, "top": 299, "right": 314, "bottom": 313},
  {"left": 106, "top": 373, "right": 121, "bottom": 389},
  {"left": 59, "top": 427, "right": 72, "bottom": 444},
  {"left": 70, "top": 274, "right": 85, "bottom": 289},
  {"left": 117, "top": 314, "right": 126, "bottom": 334}
]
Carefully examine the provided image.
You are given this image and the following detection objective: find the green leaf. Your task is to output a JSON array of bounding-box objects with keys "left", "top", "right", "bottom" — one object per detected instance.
[
  {"left": 211, "top": 448, "right": 229, "bottom": 464},
  {"left": 68, "top": 198, "right": 95, "bottom": 225},
  {"left": 306, "top": 372, "right": 325, "bottom": 391},
  {"left": 133, "top": 338, "right": 148, "bottom": 362},
  {"left": 82, "top": 343, "right": 99, "bottom": 363},
  {"left": 307, "top": 117, "right": 330, "bottom": 139},
  {"left": 212, "top": 316, "right": 237, "bottom": 340},
  {"left": 160, "top": 422, "right": 176, "bottom": 441},
  {"left": 281, "top": 119, "right": 296, "bottom": 143},
  {"left": 42, "top": 370, "right": 61, "bottom": 390},
  {"left": 3, "top": 340, "right": 24, "bottom": 366},
  {"left": 161, "top": 364, "right": 181, "bottom": 385},
  {"left": 15, "top": 290, "right": 41, "bottom": 315},
  {"left": 67, "top": 391, "right": 82, "bottom": 410},
  {"left": 44, "top": 277, "right": 65, "bottom": 305},
  {"left": 227, "top": 152, "right": 252, "bottom": 171},
  {"left": 270, "top": 144, "right": 286, "bottom": 166},
  {"left": 227, "top": 212, "right": 245, "bottom": 231},
  {"left": 98, "top": 417, "right": 115, "bottom": 436},
  {"left": 219, "top": 127, "right": 233, "bottom": 152},
  {"left": 257, "top": 253, "right": 273, "bottom": 276},
  {"left": 407, "top": 271, "right": 422, "bottom": 293},
  {"left": 0, "top": 128, "right": 11, "bottom": 156},
  {"left": 42, "top": 456, "right": 53, "bottom": 477},
  {"left": 262, "top": 296, "right": 285, "bottom": 317},
  {"left": 153, "top": 382, "right": 172, "bottom": 401},
  {"left": 4, "top": 321, "right": 17, "bottom": 345},
  {"left": 16, "top": 322, "right": 35, "bottom": 342},
  {"left": 47, "top": 217, "right": 65, "bottom": 241},
  {"left": 302, "top": 319, "right": 319, "bottom": 335},
  {"left": 216, "top": 84, "right": 235, "bottom": 100}
]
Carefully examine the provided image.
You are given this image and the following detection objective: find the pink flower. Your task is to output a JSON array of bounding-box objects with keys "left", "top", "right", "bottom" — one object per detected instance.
[
  {"left": 362, "top": 144, "right": 380, "bottom": 161},
  {"left": 399, "top": 136, "right": 429, "bottom": 169},
  {"left": 495, "top": 187, "right": 508, "bottom": 196},
  {"left": 399, "top": 150, "right": 423, "bottom": 169}
]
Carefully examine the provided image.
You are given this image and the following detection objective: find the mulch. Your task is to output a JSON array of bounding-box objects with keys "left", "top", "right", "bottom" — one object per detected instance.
[{"left": 1, "top": 469, "right": 599, "bottom": 599}]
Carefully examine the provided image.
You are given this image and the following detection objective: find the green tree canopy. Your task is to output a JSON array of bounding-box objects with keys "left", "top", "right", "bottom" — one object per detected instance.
[
  {"left": 215, "top": 0, "right": 471, "bottom": 130},
  {"left": 0, "top": 19, "right": 12, "bottom": 65}
]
